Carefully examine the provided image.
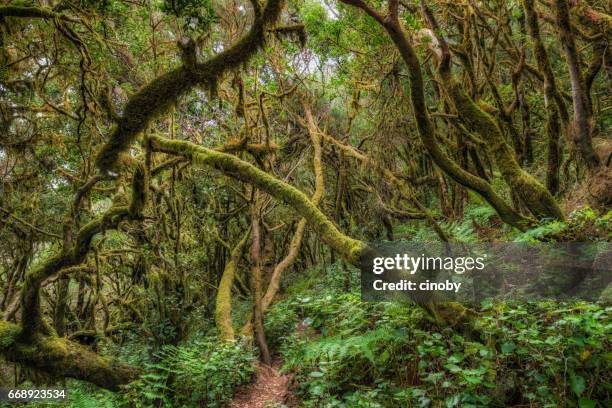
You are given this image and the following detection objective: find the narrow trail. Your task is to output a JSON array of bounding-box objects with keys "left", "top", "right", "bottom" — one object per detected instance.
[{"left": 229, "top": 361, "right": 294, "bottom": 408}]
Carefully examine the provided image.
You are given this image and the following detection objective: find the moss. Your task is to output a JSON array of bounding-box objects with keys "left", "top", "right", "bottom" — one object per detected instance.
[
  {"left": 554, "top": 0, "right": 602, "bottom": 171},
  {"left": 320, "top": 132, "right": 449, "bottom": 240},
  {"left": 0, "top": 321, "right": 138, "bottom": 390},
  {"left": 0, "top": 321, "right": 21, "bottom": 350},
  {"left": 522, "top": 0, "right": 568, "bottom": 123},
  {"left": 444, "top": 76, "right": 564, "bottom": 221},
  {"left": 258, "top": 108, "right": 325, "bottom": 313},
  {"left": 375, "top": 18, "right": 534, "bottom": 231},
  {"left": 152, "top": 134, "right": 478, "bottom": 331},
  {"left": 215, "top": 230, "right": 250, "bottom": 342},
  {"left": 95, "top": 0, "right": 285, "bottom": 173},
  {"left": 21, "top": 167, "right": 146, "bottom": 340},
  {"left": 261, "top": 220, "right": 307, "bottom": 311},
  {"left": 151, "top": 135, "right": 367, "bottom": 265},
  {"left": 129, "top": 163, "right": 147, "bottom": 216},
  {"left": 95, "top": 67, "right": 197, "bottom": 173},
  {"left": 0, "top": 6, "right": 63, "bottom": 19}
]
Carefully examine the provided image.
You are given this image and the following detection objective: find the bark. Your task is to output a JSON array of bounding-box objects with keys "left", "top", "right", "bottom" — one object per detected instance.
[
  {"left": 554, "top": 0, "right": 601, "bottom": 170},
  {"left": 53, "top": 278, "right": 70, "bottom": 337},
  {"left": 0, "top": 167, "right": 147, "bottom": 390},
  {"left": 519, "top": 92, "right": 534, "bottom": 166},
  {"left": 584, "top": 41, "right": 606, "bottom": 114},
  {"left": 0, "top": 322, "right": 139, "bottom": 390},
  {"left": 94, "top": 0, "right": 285, "bottom": 174},
  {"left": 338, "top": 1, "right": 533, "bottom": 230},
  {"left": 319, "top": 133, "right": 449, "bottom": 241},
  {"left": 149, "top": 134, "right": 475, "bottom": 330},
  {"left": 20, "top": 166, "right": 146, "bottom": 339},
  {"left": 150, "top": 135, "right": 366, "bottom": 264},
  {"left": 0, "top": 6, "right": 74, "bottom": 21},
  {"left": 419, "top": 1, "right": 563, "bottom": 221},
  {"left": 215, "top": 229, "right": 250, "bottom": 342},
  {"left": 250, "top": 193, "right": 271, "bottom": 365},
  {"left": 546, "top": 109, "right": 562, "bottom": 194},
  {"left": 260, "top": 104, "right": 325, "bottom": 311},
  {"left": 522, "top": 0, "right": 564, "bottom": 194}
]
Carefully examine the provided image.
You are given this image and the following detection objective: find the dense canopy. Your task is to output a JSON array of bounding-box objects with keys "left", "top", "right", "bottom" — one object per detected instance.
[{"left": 0, "top": 0, "right": 610, "bottom": 406}]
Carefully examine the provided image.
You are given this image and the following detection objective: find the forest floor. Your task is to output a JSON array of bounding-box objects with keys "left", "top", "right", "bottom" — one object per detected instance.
[{"left": 229, "top": 360, "right": 295, "bottom": 408}]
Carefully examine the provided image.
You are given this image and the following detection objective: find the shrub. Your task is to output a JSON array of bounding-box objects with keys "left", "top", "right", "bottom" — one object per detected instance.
[
  {"left": 269, "top": 272, "right": 611, "bottom": 407},
  {"left": 122, "top": 338, "right": 256, "bottom": 407}
]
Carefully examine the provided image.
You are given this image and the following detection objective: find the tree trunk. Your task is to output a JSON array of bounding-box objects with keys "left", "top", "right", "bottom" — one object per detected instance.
[
  {"left": 554, "top": 0, "right": 601, "bottom": 170},
  {"left": 250, "top": 193, "right": 271, "bottom": 365},
  {"left": 215, "top": 230, "right": 250, "bottom": 342}
]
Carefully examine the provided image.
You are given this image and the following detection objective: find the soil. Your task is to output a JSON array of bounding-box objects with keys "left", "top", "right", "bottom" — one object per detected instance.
[{"left": 229, "top": 360, "right": 296, "bottom": 408}]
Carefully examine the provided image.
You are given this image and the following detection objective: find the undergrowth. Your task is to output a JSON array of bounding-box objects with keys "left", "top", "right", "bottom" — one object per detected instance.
[
  {"left": 266, "top": 259, "right": 610, "bottom": 407},
  {"left": 4, "top": 207, "right": 609, "bottom": 408},
  {"left": 7, "top": 337, "right": 255, "bottom": 408}
]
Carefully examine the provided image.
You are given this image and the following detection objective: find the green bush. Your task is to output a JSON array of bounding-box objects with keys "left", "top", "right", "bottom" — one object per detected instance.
[
  {"left": 269, "top": 270, "right": 611, "bottom": 408},
  {"left": 122, "top": 338, "right": 256, "bottom": 407}
]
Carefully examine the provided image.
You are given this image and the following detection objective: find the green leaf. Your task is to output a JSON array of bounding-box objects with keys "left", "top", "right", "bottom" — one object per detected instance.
[
  {"left": 444, "top": 363, "right": 462, "bottom": 373},
  {"left": 578, "top": 398, "right": 596, "bottom": 408},
  {"left": 500, "top": 342, "right": 516, "bottom": 354},
  {"left": 570, "top": 374, "right": 586, "bottom": 396},
  {"left": 448, "top": 353, "right": 464, "bottom": 364}
]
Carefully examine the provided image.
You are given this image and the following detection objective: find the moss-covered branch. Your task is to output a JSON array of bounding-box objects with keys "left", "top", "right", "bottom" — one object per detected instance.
[
  {"left": 0, "top": 166, "right": 150, "bottom": 389},
  {"left": 522, "top": 0, "right": 565, "bottom": 194},
  {"left": 149, "top": 135, "right": 479, "bottom": 331},
  {"left": 319, "top": 132, "right": 449, "bottom": 241},
  {"left": 95, "top": 0, "right": 285, "bottom": 173},
  {"left": 0, "top": 322, "right": 139, "bottom": 390},
  {"left": 419, "top": 0, "right": 564, "bottom": 221},
  {"left": 554, "top": 0, "right": 601, "bottom": 171},
  {"left": 337, "top": 1, "right": 533, "bottom": 230},
  {"left": 0, "top": 6, "right": 75, "bottom": 21},
  {"left": 150, "top": 135, "right": 366, "bottom": 264},
  {"left": 20, "top": 166, "right": 146, "bottom": 339},
  {"left": 260, "top": 104, "right": 325, "bottom": 310}
]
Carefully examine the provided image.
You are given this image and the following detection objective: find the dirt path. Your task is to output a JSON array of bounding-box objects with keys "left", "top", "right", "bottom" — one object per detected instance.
[{"left": 229, "top": 361, "right": 294, "bottom": 408}]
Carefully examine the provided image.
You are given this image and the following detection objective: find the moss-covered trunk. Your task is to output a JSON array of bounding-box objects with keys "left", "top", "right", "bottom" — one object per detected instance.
[
  {"left": 554, "top": 0, "right": 601, "bottom": 171},
  {"left": 250, "top": 193, "right": 272, "bottom": 365},
  {"left": 150, "top": 135, "right": 367, "bottom": 264},
  {"left": 378, "top": 19, "right": 534, "bottom": 230},
  {"left": 149, "top": 135, "right": 475, "bottom": 331},
  {"left": 417, "top": 1, "right": 563, "bottom": 221},
  {"left": 522, "top": 0, "right": 566, "bottom": 195},
  {"left": 215, "top": 230, "right": 250, "bottom": 342},
  {"left": 0, "top": 322, "right": 139, "bottom": 390}
]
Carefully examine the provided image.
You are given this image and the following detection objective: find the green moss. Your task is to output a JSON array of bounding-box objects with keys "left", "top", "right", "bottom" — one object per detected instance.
[
  {"left": 95, "top": 0, "right": 285, "bottom": 173},
  {"left": 446, "top": 81, "right": 564, "bottom": 221},
  {"left": 0, "top": 6, "right": 62, "bottom": 19},
  {"left": 0, "top": 320, "right": 138, "bottom": 390},
  {"left": 151, "top": 135, "right": 367, "bottom": 265},
  {"left": 0, "top": 321, "right": 21, "bottom": 350},
  {"left": 378, "top": 19, "right": 534, "bottom": 231},
  {"left": 215, "top": 231, "right": 250, "bottom": 342}
]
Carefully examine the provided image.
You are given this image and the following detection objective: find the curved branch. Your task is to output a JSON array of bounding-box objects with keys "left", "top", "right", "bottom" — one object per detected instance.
[
  {"left": 95, "top": 0, "right": 285, "bottom": 173},
  {"left": 0, "top": 6, "right": 77, "bottom": 22},
  {"left": 21, "top": 166, "right": 146, "bottom": 339},
  {"left": 338, "top": 0, "right": 534, "bottom": 230},
  {"left": 215, "top": 228, "right": 251, "bottom": 342},
  {"left": 149, "top": 135, "right": 366, "bottom": 264},
  {"left": 0, "top": 322, "right": 139, "bottom": 391}
]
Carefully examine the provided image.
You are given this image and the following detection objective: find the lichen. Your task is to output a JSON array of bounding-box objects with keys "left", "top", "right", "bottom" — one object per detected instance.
[
  {"left": 151, "top": 135, "right": 367, "bottom": 265},
  {"left": 95, "top": 0, "right": 285, "bottom": 174},
  {"left": 215, "top": 230, "right": 250, "bottom": 342}
]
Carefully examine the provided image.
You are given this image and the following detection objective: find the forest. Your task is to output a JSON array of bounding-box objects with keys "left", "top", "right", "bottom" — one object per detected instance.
[{"left": 0, "top": 0, "right": 610, "bottom": 406}]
